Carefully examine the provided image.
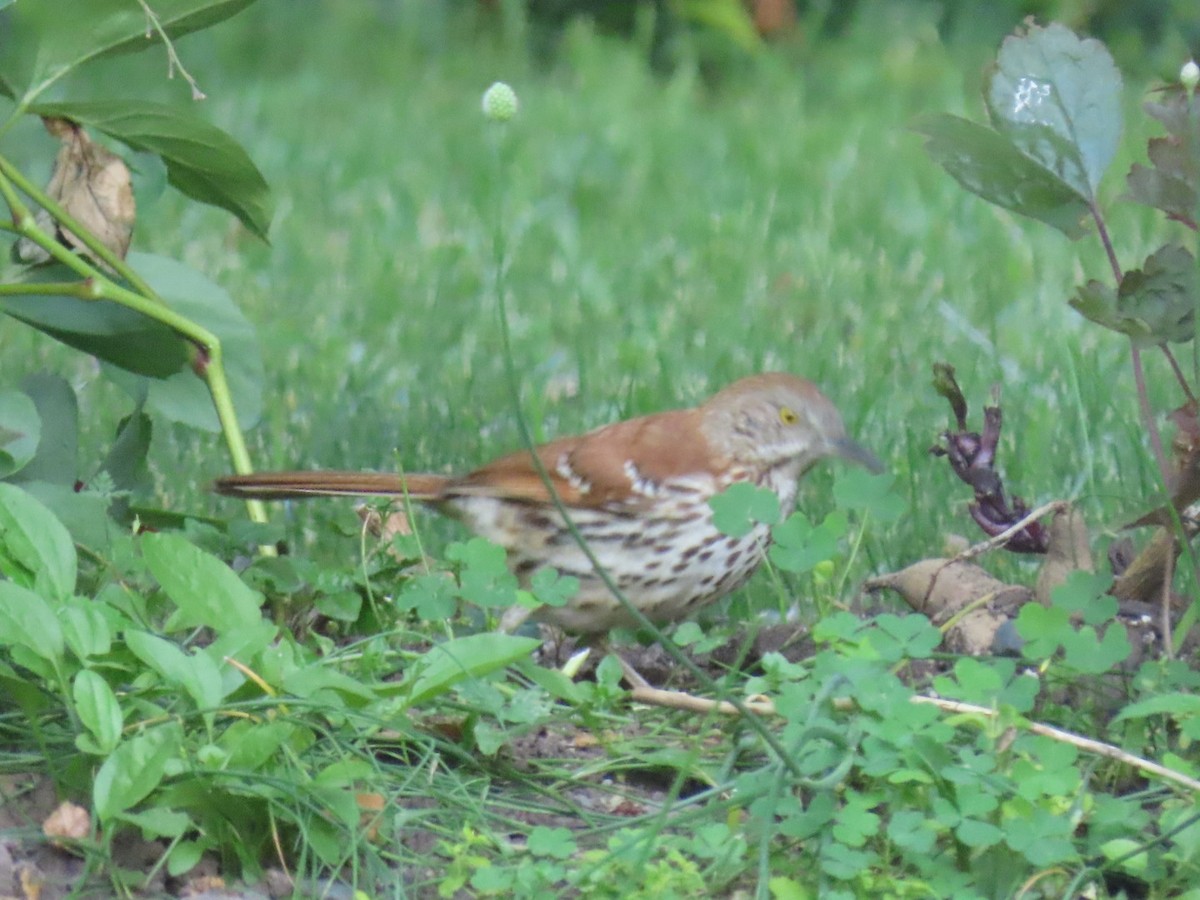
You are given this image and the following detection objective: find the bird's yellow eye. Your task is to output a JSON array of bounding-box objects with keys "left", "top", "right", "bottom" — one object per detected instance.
[{"left": 779, "top": 406, "right": 799, "bottom": 425}]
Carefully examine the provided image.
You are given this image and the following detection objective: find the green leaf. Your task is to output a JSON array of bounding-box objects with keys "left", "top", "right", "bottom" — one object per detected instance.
[
  {"left": 17, "top": 481, "right": 122, "bottom": 555},
  {"left": 1049, "top": 570, "right": 1114, "bottom": 623},
  {"left": 9, "top": 373, "right": 77, "bottom": 485},
  {"left": 125, "top": 630, "right": 224, "bottom": 712},
  {"left": 769, "top": 509, "right": 847, "bottom": 574},
  {"left": 58, "top": 597, "right": 114, "bottom": 660},
  {"left": 914, "top": 113, "right": 1090, "bottom": 239},
  {"left": 0, "top": 581, "right": 65, "bottom": 664},
  {"left": 1, "top": 266, "right": 190, "bottom": 378},
  {"left": 141, "top": 531, "right": 264, "bottom": 631},
  {"left": 93, "top": 723, "right": 182, "bottom": 821},
  {"left": 866, "top": 613, "right": 940, "bottom": 661},
  {"left": 985, "top": 21, "right": 1122, "bottom": 199},
  {"left": 0, "top": 482, "right": 77, "bottom": 601},
  {"left": 30, "top": 100, "right": 271, "bottom": 240},
  {"left": 1061, "top": 622, "right": 1130, "bottom": 674},
  {"left": 527, "top": 825, "right": 577, "bottom": 860},
  {"left": 709, "top": 482, "right": 781, "bottom": 538},
  {"left": 956, "top": 817, "right": 1003, "bottom": 848},
  {"left": 314, "top": 590, "right": 362, "bottom": 623},
  {"left": 446, "top": 537, "right": 519, "bottom": 608},
  {"left": 394, "top": 633, "right": 541, "bottom": 708},
  {"left": 528, "top": 566, "right": 579, "bottom": 609},
  {"left": 831, "top": 470, "right": 905, "bottom": 522},
  {"left": 3, "top": 0, "right": 260, "bottom": 99},
  {"left": 104, "top": 252, "right": 264, "bottom": 431},
  {"left": 73, "top": 669, "right": 124, "bottom": 755},
  {"left": 1014, "top": 602, "right": 1072, "bottom": 660},
  {"left": 397, "top": 572, "right": 458, "bottom": 620},
  {"left": 101, "top": 409, "right": 153, "bottom": 496},
  {"left": 1127, "top": 135, "right": 1199, "bottom": 228},
  {"left": 1115, "top": 691, "right": 1200, "bottom": 723},
  {"left": 117, "top": 807, "right": 191, "bottom": 840},
  {"left": 0, "top": 390, "right": 40, "bottom": 479},
  {"left": 1070, "top": 245, "right": 1199, "bottom": 346}
]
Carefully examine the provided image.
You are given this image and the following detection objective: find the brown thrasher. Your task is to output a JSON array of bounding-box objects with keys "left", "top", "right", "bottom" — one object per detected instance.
[{"left": 215, "top": 373, "right": 879, "bottom": 634}]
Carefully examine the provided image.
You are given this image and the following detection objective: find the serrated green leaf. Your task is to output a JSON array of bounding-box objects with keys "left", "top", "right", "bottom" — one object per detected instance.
[
  {"left": 914, "top": 113, "right": 1090, "bottom": 238},
  {"left": 0, "top": 482, "right": 77, "bottom": 601},
  {"left": 1127, "top": 136, "right": 1198, "bottom": 228},
  {"left": 93, "top": 723, "right": 181, "bottom": 821},
  {"left": 1071, "top": 245, "right": 1199, "bottom": 346},
  {"left": 141, "top": 531, "right": 264, "bottom": 632},
  {"left": 985, "top": 21, "right": 1122, "bottom": 198},
  {"left": 30, "top": 100, "right": 271, "bottom": 240},
  {"left": 103, "top": 252, "right": 263, "bottom": 431},
  {"left": 73, "top": 669, "right": 123, "bottom": 755},
  {"left": 0, "top": 389, "right": 40, "bottom": 479}
]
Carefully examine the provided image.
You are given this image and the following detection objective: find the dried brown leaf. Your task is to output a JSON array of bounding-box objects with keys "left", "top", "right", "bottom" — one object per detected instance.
[
  {"left": 866, "top": 557, "right": 1032, "bottom": 655},
  {"left": 41, "top": 800, "right": 89, "bottom": 842},
  {"left": 16, "top": 117, "right": 135, "bottom": 266}
]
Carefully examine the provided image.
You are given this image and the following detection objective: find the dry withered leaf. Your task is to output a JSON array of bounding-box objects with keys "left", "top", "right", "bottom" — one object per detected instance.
[
  {"left": 15, "top": 117, "right": 135, "bottom": 266},
  {"left": 42, "top": 800, "right": 90, "bottom": 843},
  {"left": 866, "top": 558, "right": 1032, "bottom": 656}
]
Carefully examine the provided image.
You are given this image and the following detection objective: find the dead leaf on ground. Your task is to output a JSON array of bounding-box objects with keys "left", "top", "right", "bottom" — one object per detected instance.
[
  {"left": 15, "top": 117, "right": 135, "bottom": 266},
  {"left": 41, "top": 800, "right": 89, "bottom": 844},
  {"left": 866, "top": 558, "right": 1032, "bottom": 655}
]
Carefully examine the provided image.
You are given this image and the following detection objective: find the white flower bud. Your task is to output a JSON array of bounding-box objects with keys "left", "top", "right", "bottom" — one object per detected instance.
[
  {"left": 1181, "top": 59, "right": 1199, "bottom": 91},
  {"left": 482, "top": 82, "right": 519, "bottom": 122}
]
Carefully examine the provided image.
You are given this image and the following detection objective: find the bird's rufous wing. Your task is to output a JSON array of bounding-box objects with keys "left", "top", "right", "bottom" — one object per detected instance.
[{"left": 447, "top": 408, "right": 719, "bottom": 509}]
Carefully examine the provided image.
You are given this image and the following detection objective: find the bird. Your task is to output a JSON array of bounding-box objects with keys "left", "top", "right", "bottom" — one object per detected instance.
[{"left": 215, "top": 373, "right": 880, "bottom": 635}]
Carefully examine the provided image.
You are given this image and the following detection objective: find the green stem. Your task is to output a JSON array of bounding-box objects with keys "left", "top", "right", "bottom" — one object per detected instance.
[
  {"left": 0, "top": 153, "right": 159, "bottom": 299},
  {"left": 0, "top": 165, "right": 272, "bottom": 532}
]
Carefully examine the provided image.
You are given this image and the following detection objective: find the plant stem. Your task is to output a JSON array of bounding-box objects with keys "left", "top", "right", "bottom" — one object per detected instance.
[
  {"left": 0, "top": 154, "right": 160, "bottom": 300},
  {"left": 0, "top": 164, "right": 272, "bottom": 532}
]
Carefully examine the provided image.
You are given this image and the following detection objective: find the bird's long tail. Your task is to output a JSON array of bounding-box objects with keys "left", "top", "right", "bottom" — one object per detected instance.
[{"left": 213, "top": 470, "right": 451, "bottom": 501}]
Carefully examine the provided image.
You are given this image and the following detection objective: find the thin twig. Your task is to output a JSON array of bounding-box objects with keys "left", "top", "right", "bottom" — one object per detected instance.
[
  {"left": 953, "top": 499, "right": 1070, "bottom": 563},
  {"left": 909, "top": 695, "right": 1200, "bottom": 794},
  {"left": 135, "top": 0, "right": 207, "bottom": 100},
  {"left": 628, "top": 686, "right": 1200, "bottom": 794}
]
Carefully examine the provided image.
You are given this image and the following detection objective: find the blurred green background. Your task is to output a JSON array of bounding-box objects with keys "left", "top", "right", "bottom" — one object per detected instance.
[{"left": 1, "top": 0, "right": 1195, "bottom": 577}]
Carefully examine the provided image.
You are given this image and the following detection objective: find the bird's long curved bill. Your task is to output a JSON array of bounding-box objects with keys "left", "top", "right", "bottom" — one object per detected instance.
[{"left": 833, "top": 437, "right": 884, "bottom": 473}]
